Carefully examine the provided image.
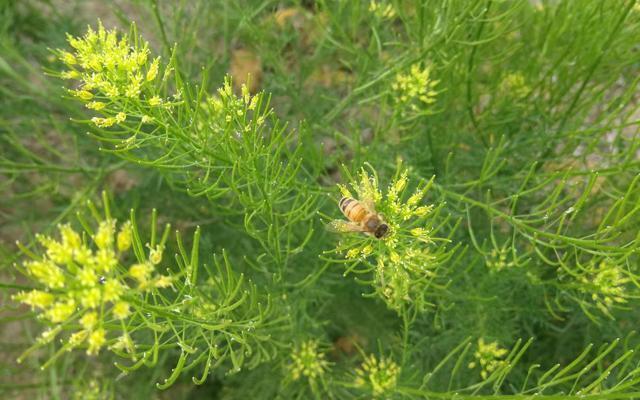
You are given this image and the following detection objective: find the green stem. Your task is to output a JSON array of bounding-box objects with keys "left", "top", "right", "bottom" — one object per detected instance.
[{"left": 151, "top": 0, "right": 172, "bottom": 55}]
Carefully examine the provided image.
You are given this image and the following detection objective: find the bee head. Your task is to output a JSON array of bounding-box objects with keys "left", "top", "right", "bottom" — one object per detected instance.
[{"left": 374, "top": 223, "right": 389, "bottom": 239}]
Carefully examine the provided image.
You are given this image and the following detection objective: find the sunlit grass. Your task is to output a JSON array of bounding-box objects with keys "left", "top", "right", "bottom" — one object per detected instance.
[{"left": 1, "top": 1, "right": 640, "bottom": 398}]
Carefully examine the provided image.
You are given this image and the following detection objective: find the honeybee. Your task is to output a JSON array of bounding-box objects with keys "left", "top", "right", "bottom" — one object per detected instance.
[{"left": 329, "top": 197, "right": 389, "bottom": 239}]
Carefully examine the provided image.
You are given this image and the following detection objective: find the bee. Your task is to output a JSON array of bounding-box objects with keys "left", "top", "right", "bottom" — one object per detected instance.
[{"left": 329, "top": 197, "right": 389, "bottom": 239}]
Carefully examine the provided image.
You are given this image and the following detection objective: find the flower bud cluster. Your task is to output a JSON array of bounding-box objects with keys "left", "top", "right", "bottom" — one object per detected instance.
[
  {"left": 468, "top": 338, "right": 508, "bottom": 380},
  {"left": 392, "top": 64, "right": 439, "bottom": 115},
  {"left": 289, "top": 340, "right": 329, "bottom": 381},
  {"left": 14, "top": 215, "right": 170, "bottom": 356},
  {"left": 56, "top": 22, "right": 173, "bottom": 129},
  {"left": 331, "top": 165, "right": 446, "bottom": 312},
  {"left": 354, "top": 354, "right": 400, "bottom": 397}
]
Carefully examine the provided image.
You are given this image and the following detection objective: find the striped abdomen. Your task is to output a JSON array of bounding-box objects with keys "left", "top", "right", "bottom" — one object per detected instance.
[{"left": 339, "top": 197, "right": 368, "bottom": 223}]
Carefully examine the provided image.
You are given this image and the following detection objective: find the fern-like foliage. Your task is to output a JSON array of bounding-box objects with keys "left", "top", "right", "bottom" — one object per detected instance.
[
  {"left": 402, "top": 336, "right": 640, "bottom": 399},
  {"left": 11, "top": 195, "right": 283, "bottom": 387}
]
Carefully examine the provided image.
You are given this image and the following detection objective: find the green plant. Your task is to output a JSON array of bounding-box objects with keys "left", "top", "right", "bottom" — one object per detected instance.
[
  {"left": 2, "top": 1, "right": 640, "bottom": 399},
  {"left": 13, "top": 194, "right": 282, "bottom": 387}
]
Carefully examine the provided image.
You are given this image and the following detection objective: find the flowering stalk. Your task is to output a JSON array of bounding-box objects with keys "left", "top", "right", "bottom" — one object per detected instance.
[
  {"left": 369, "top": 1, "right": 396, "bottom": 20},
  {"left": 288, "top": 339, "right": 330, "bottom": 382},
  {"left": 324, "top": 163, "right": 457, "bottom": 313},
  {"left": 354, "top": 354, "right": 401, "bottom": 397},
  {"left": 391, "top": 63, "right": 439, "bottom": 117},
  {"left": 468, "top": 338, "right": 508, "bottom": 380},
  {"left": 52, "top": 22, "right": 317, "bottom": 276},
  {"left": 285, "top": 339, "right": 331, "bottom": 396},
  {"left": 12, "top": 194, "right": 283, "bottom": 387}
]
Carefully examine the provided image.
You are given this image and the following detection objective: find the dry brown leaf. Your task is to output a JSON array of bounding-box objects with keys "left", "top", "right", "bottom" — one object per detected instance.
[
  {"left": 331, "top": 333, "right": 366, "bottom": 359},
  {"left": 305, "top": 64, "right": 353, "bottom": 90},
  {"left": 107, "top": 169, "right": 138, "bottom": 193},
  {"left": 274, "top": 7, "right": 307, "bottom": 30},
  {"left": 229, "top": 48, "right": 262, "bottom": 93},
  {"left": 271, "top": 7, "right": 326, "bottom": 49}
]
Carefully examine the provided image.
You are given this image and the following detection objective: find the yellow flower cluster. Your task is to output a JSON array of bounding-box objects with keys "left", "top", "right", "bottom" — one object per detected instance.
[
  {"left": 71, "top": 379, "right": 107, "bottom": 400},
  {"left": 392, "top": 64, "right": 439, "bottom": 114},
  {"left": 335, "top": 166, "right": 439, "bottom": 311},
  {"left": 207, "top": 76, "right": 265, "bottom": 133},
  {"left": 13, "top": 216, "right": 170, "bottom": 356},
  {"left": 57, "top": 22, "right": 169, "bottom": 128},
  {"left": 499, "top": 72, "right": 530, "bottom": 99},
  {"left": 346, "top": 244, "right": 374, "bottom": 259},
  {"left": 486, "top": 246, "right": 515, "bottom": 272},
  {"left": 289, "top": 340, "right": 329, "bottom": 381},
  {"left": 369, "top": 1, "right": 395, "bottom": 20},
  {"left": 580, "top": 260, "right": 630, "bottom": 315},
  {"left": 468, "top": 338, "right": 508, "bottom": 380},
  {"left": 354, "top": 354, "right": 400, "bottom": 397}
]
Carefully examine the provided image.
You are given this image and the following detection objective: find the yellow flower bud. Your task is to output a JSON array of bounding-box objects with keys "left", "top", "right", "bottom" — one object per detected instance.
[
  {"left": 86, "top": 101, "right": 107, "bottom": 110},
  {"left": 25, "top": 259, "right": 65, "bottom": 289},
  {"left": 74, "top": 90, "right": 94, "bottom": 100},
  {"left": 413, "top": 205, "right": 432, "bottom": 216},
  {"left": 289, "top": 340, "right": 328, "bottom": 381},
  {"left": 45, "top": 299, "right": 76, "bottom": 323},
  {"left": 241, "top": 84, "right": 250, "bottom": 103},
  {"left": 125, "top": 75, "right": 141, "bottom": 98},
  {"left": 116, "top": 221, "right": 132, "bottom": 252},
  {"left": 80, "top": 312, "right": 98, "bottom": 330},
  {"left": 346, "top": 248, "right": 360, "bottom": 259},
  {"left": 110, "top": 334, "right": 134, "bottom": 353},
  {"left": 136, "top": 48, "right": 149, "bottom": 66},
  {"left": 74, "top": 245, "right": 93, "bottom": 265},
  {"left": 69, "top": 330, "right": 88, "bottom": 348},
  {"left": 78, "top": 267, "right": 98, "bottom": 287},
  {"left": 361, "top": 245, "right": 373, "bottom": 256},
  {"left": 406, "top": 192, "right": 423, "bottom": 206},
  {"left": 354, "top": 354, "right": 400, "bottom": 396},
  {"left": 112, "top": 301, "right": 131, "bottom": 319},
  {"left": 87, "top": 55, "right": 102, "bottom": 72},
  {"left": 61, "top": 70, "right": 80, "bottom": 79},
  {"left": 94, "top": 220, "right": 115, "bottom": 250},
  {"left": 149, "top": 245, "right": 163, "bottom": 265},
  {"left": 60, "top": 51, "right": 77, "bottom": 65},
  {"left": 154, "top": 275, "right": 173, "bottom": 288},
  {"left": 80, "top": 288, "right": 101, "bottom": 308},
  {"left": 101, "top": 82, "right": 119, "bottom": 98},
  {"left": 248, "top": 95, "right": 258, "bottom": 110},
  {"left": 103, "top": 279, "right": 124, "bottom": 301},
  {"left": 87, "top": 328, "right": 106, "bottom": 355},
  {"left": 393, "top": 174, "right": 408, "bottom": 193},
  {"left": 91, "top": 117, "right": 116, "bottom": 128},
  {"left": 146, "top": 57, "right": 160, "bottom": 81},
  {"left": 38, "top": 327, "right": 62, "bottom": 344},
  {"left": 94, "top": 248, "right": 117, "bottom": 273},
  {"left": 13, "top": 290, "right": 55, "bottom": 310},
  {"left": 129, "top": 262, "right": 153, "bottom": 283},
  {"left": 37, "top": 234, "right": 73, "bottom": 265},
  {"left": 148, "top": 95, "right": 162, "bottom": 106},
  {"left": 59, "top": 224, "right": 81, "bottom": 250},
  {"left": 337, "top": 184, "right": 352, "bottom": 198}
]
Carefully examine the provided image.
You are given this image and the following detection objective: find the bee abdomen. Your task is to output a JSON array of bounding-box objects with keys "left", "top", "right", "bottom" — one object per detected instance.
[
  {"left": 339, "top": 197, "right": 367, "bottom": 222},
  {"left": 338, "top": 197, "right": 352, "bottom": 210}
]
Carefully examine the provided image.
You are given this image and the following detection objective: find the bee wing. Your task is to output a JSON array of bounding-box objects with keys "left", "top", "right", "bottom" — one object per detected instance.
[
  {"left": 362, "top": 198, "right": 377, "bottom": 213},
  {"left": 361, "top": 198, "right": 387, "bottom": 224},
  {"left": 327, "top": 220, "right": 366, "bottom": 233}
]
